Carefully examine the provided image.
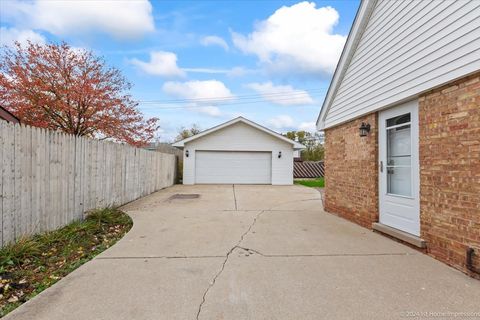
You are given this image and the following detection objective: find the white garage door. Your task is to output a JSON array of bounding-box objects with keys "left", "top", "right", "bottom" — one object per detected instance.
[{"left": 195, "top": 151, "right": 272, "bottom": 184}]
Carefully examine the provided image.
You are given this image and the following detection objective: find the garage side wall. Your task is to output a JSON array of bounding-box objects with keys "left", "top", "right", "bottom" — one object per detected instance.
[
  {"left": 324, "top": 113, "right": 379, "bottom": 228},
  {"left": 182, "top": 122, "right": 293, "bottom": 185}
]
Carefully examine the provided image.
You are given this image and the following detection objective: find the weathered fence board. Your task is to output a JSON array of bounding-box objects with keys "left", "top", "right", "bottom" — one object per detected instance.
[{"left": 0, "top": 122, "right": 176, "bottom": 247}]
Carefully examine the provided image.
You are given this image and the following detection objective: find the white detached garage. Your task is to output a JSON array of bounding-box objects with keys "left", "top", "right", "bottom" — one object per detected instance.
[{"left": 172, "top": 117, "right": 305, "bottom": 185}]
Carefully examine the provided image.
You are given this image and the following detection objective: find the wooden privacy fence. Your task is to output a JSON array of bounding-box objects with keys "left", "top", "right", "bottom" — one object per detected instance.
[
  {"left": 0, "top": 122, "right": 176, "bottom": 247},
  {"left": 293, "top": 161, "right": 325, "bottom": 179}
]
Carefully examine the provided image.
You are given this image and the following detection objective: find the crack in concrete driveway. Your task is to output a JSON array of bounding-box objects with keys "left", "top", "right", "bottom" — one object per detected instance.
[
  {"left": 196, "top": 209, "right": 266, "bottom": 320},
  {"left": 5, "top": 185, "right": 480, "bottom": 320}
]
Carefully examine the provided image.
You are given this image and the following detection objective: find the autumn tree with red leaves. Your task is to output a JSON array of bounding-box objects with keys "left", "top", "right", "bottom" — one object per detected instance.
[{"left": 0, "top": 42, "right": 158, "bottom": 147}]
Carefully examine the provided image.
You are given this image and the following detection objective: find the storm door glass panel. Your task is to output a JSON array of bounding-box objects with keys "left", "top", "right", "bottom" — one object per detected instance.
[{"left": 386, "top": 113, "right": 412, "bottom": 197}]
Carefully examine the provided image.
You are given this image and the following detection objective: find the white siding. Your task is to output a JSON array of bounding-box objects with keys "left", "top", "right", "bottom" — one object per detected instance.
[
  {"left": 323, "top": 0, "right": 480, "bottom": 129},
  {"left": 182, "top": 122, "right": 293, "bottom": 185}
]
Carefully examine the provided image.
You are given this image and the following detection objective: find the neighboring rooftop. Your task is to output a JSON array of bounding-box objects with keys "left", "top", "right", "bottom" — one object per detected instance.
[{"left": 0, "top": 106, "right": 20, "bottom": 124}]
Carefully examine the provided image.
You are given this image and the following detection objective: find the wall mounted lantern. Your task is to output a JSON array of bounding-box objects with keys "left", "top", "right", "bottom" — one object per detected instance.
[
  {"left": 185, "top": 150, "right": 189, "bottom": 157},
  {"left": 278, "top": 151, "right": 282, "bottom": 158},
  {"left": 359, "top": 122, "right": 371, "bottom": 137}
]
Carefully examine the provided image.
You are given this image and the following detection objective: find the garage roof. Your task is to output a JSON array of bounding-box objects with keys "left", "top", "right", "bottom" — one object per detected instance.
[{"left": 172, "top": 117, "right": 305, "bottom": 150}]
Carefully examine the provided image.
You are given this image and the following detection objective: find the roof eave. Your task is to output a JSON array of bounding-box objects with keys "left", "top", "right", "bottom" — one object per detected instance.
[
  {"left": 171, "top": 141, "right": 184, "bottom": 147},
  {"left": 172, "top": 116, "right": 301, "bottom": 148},
  {"left": 293, "top": 143, "right": 306, "bottom": 150}
]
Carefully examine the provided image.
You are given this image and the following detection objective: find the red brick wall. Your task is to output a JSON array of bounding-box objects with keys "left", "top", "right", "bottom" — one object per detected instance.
[
  {"left": 324, "top": 113, "right": 379, "bottom": 228},
  {"left": 323, "top": 73, "right": 480, "bottom": 278},
  {"left": 419, "top": 72, "right": 480, "bottom": 277}
]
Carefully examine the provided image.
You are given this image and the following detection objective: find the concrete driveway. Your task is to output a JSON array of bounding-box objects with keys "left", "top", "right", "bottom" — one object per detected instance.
[{"left": 6, "top": 185, "right": 480, "bottom": 320}]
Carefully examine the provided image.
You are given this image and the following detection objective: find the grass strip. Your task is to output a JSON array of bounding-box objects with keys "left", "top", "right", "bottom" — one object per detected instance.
[
  {"left": 0, "top": 208, "right": 132, "bottom": 317},
  {"left": 294, "top": 177, "right": 325, "bottom": 188}
]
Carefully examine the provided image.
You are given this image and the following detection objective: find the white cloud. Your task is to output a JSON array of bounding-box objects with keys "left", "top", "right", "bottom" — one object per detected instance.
[
  {"left": 183, "top": 66, "right": 258, "bottom": 77},
  {"left": 195, "top": 106, "right": 222, "bottom": 117},
  {"left": 232, "top": 1, "right": 346, "bottom": 76},
  {"left": 131, "top": 51, "right": 228, "bottom": 77},
  {"left": 162, "top": 80, "right": 234, "bottom": 101},
  {"left": 0, "top": 27, "right": 46, "bottom": 46},
  {"left": 182, "top": 67, "right": 230, "bottom": 74},
  {"left": 226, "top": 67, "right": 259, "bottom": 77},
  {"left": 131, "top": 50, "right": 254, "bottom": 78},
  {"left": 299, "top": 121, "right": 317, "bottom": 132},
  {"left": 162, "top": 80, "right": 235, "bottom": 118},
  {"left": 246, "top": 81, "right": 314, "bottom": 106},
  {"left": 131, "top": 51, "right": 186, "bottom": 78},
  {"left": 201, "top": 35, "right": 229, "bottom": 51},
  {"left": 267, "top": 115, "right": 295, "bottom": 129},
  {"left": 2, "top": 0, "right": 154, "bottom": 39},
  {"left": 265, "top": 117, "right": 318, "bottom": 132},
  {"left": 227, "top": 67, "right": 248, "bottom": 77}
]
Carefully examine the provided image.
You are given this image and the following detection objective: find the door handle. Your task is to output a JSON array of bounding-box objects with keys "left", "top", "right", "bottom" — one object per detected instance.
[{"left": 380, "top": 161, "right": 383, "bottom": 172}]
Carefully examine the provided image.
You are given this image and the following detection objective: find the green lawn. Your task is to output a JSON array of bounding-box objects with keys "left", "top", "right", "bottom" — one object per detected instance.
[
  {"left": 0, "top": 208, "right": 132, "bottom": 317},
  {"left": 294, "top": 177, "right": 325, "bottom": 188}
]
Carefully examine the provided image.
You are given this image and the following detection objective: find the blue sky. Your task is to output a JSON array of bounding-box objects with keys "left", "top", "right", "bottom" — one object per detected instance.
[{"left": 0, "top": 0, "right": 359, "bottom": 141}]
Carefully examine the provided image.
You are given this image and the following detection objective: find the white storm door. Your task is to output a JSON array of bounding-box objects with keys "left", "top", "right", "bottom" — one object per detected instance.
[
  {"left": 379, "top": 101, "right": 420, "bottom": 236},
  {"left": 195, "top": 151, "right": 272, "bottom": 184}
]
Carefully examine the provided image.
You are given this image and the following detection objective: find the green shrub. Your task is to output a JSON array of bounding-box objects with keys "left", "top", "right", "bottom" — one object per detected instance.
[{"left": 0, "top": 237, "right": 42, "bottom": 266}]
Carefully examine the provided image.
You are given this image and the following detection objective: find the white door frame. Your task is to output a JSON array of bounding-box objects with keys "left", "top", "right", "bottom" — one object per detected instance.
[{"left": 378, "top": 100, "right": 420, "bottom": 236}]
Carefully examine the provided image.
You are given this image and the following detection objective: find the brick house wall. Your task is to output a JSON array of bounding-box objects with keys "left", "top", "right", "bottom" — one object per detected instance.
[
  {"left": 323, "top": 72, "right": 480, "bottom": 277},
  {"left": 419, "top": 72, "right": 480, "bottom": 276},
  {"left": 324, "top": 113, "right": 379, "bottom": 229}
]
